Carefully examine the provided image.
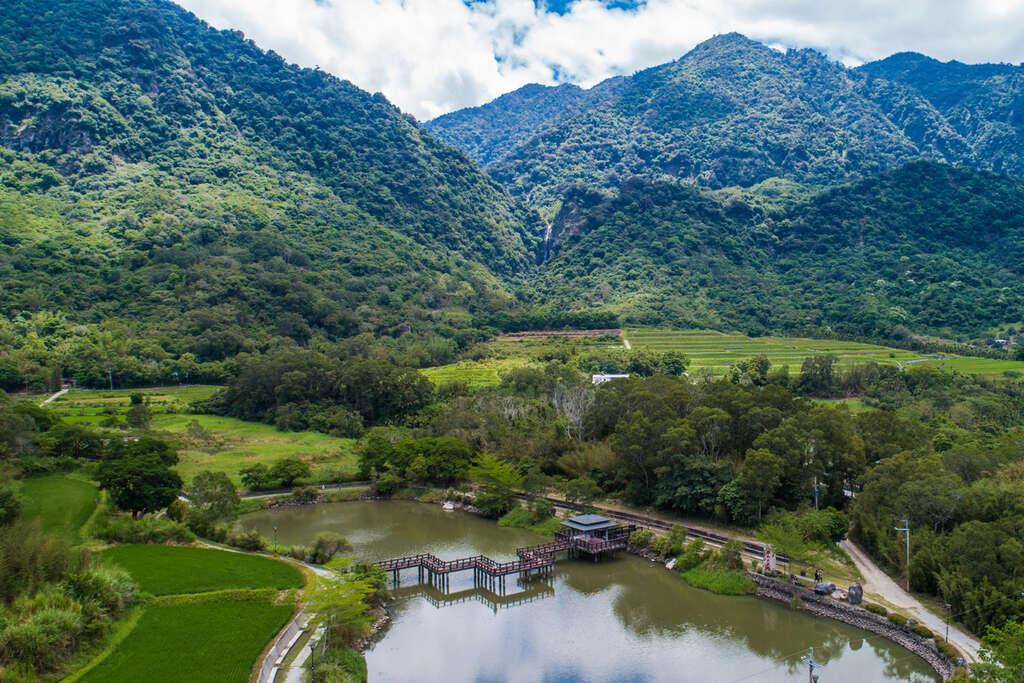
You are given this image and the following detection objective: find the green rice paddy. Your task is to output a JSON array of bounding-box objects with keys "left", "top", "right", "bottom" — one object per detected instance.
[
  {"left": 623, "top": 329, "right": 1024, "bottom": 378},
  {"left": 98, "top": 545, "right": 304, "bottom": 596}
]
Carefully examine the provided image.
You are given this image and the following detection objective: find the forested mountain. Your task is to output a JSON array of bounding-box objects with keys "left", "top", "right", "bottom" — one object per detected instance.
[
  {"left": 424, "top": 78, "right": 625, "bottom": 167},
  {"left": 530, "top": 162, "right": 1024, "bottom": 337},
  {"left": 0, "top": 0, "right": 545, "bottom": 379},
  {"left": 857, "top": 52, "right": 1024, "bottom": 177},
  {"left": 427, "top": 33, "right": 1023, "bottom": 209}
]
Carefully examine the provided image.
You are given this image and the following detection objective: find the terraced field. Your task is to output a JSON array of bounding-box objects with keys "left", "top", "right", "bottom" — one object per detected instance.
[{"left": 624, "top": 329, "right": 1024, "bottom": 377}]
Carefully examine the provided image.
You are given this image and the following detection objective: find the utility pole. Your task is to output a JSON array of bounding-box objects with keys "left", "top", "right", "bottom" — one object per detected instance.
[
  {"left": 895, "top": 519, "right": 910, "bottom": 592},
  {"left": 945, "top": 602, "right": 951, "bottom": 643},
  {"left": 813, "top": 476, "right": 819, "bottom": 510},
  {"left": 801, "top": 646, "right": 823, "bottom": 682}
]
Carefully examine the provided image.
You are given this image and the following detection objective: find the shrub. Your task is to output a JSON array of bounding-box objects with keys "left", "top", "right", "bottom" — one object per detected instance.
[
  {"left": 310, "top": 533, "right": 353, "bottom": 565},
  {"left": 863, "top": 603, "right": 888, "bottom": 617},
  {"left": 286, "top": 546, "right": 311, "bottom": 562},
  {"left": 707, "top": 541, "right": 745, "bottom": 572},
  {"left": 936, "top": 639, "right": 957, "bottom": 661},
  {"left": 92, "top": 515, "right": 195, "bottom": 545},
  {"left": 292, "top": 486, "right": 320, "bottom": 503},
  {"left": 910, "top": 624, "right": 934, "bottom": 639},
  {"left": 628, "top": 528, "right": 653, "bottom": 551},
  {"left": 308, "top": 647, "right": 367, "bottom": 683},
  {"left": 675, "top": 539, "right": 709, "bottom": 572},
  {"left": 888, "top": 612, "right": 908, "bottom": 626},
  {"left": 372, "top": 473, "right": 400, "bottom": 498},
  {"left": 227, "top": 529, "right": 266, "bottom": 552},
  {"left": 62, "top": 565, "right": 138, "bottom": 618}
]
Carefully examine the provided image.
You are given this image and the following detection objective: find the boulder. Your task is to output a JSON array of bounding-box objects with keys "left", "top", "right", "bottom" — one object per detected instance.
[
  {"left": 848, "top": 582, "right": 863, "bottom": 605},
  {"left": 814, "top": 582, "right": 836, "bottom": 595}
]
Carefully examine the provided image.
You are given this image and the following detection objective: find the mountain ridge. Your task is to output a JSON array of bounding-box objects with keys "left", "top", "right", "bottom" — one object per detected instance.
[{"left": 426, "top": 33, "right": 1022, "bottom": 208}]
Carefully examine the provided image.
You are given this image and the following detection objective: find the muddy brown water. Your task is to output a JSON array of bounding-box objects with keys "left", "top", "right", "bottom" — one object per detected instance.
[{"left": 241, "top": 501, "right": 937, "bottom": 683}]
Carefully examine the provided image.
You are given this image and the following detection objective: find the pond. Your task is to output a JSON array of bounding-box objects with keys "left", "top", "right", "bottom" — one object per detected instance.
[{"left": 240, "top": 501, "right": 938, "bottom": 683}]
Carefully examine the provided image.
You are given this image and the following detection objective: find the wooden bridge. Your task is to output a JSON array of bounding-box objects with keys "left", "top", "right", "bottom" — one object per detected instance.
[{"left": 377, "top": 524, "right": 636, "bottom": 593}]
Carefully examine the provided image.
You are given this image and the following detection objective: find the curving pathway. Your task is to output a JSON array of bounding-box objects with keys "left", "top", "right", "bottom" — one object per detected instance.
[{"left": 840, "top": 539, "right": 981, "bottom": 662}]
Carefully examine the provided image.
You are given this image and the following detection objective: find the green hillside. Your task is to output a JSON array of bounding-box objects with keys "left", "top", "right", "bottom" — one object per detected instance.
[
  {"left": 0, "top": 0, "right": 543, "bottom": 389},
  {"left": 530, "top": 162, "right": 1024, "bottom": 338}
]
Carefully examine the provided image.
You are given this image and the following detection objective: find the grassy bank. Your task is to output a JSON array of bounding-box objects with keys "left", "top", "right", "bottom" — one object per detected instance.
[
  {"left": 17, "top": 474, "right": 99, "bottom": 541},
  {"left": 680, "top": 567, "right": 756, "bottom": 595}
]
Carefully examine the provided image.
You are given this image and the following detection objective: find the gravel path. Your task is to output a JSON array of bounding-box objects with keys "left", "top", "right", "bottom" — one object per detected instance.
[{"left": 841, "top": 539, "right": 981, "bottom": 662}]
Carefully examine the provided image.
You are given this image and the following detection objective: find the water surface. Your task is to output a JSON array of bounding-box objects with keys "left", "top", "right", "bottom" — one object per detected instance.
[{"left": 241, "top": 501, "right": 937, "bottom": 683}]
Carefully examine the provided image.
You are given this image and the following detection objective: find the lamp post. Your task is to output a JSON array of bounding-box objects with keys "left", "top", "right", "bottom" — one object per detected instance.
[
  {"left": 801, "top": 646, "right": 823, "bottom": 682},
  {"left": 273, "top": 525, "right": 279, "bottom": 553},
  {"left": 945, "top": 602, "right": 951, "bottom": 642},
  {"left": 894, "top": 519, "right": 910, "bottom": 592}
]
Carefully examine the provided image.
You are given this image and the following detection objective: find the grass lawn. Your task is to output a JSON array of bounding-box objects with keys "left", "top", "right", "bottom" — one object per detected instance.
[
  {"left": 43, "top": 387, "right": 359, "bottom": 486},
  {"left": 151, "top": 414, "right": 359, "bottom": 486},
  {"left": 98, "top": 545, "right": 304, "bottom": 595},
  {"left": 77, "top": 600, "right": 294, "bottom": 683},
  {"left": 17, "top": 474, "right": 99, "bottom": 541}
]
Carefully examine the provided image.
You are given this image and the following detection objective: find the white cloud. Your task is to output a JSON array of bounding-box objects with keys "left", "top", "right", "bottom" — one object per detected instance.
[{"left": 174, "top": 0, "right": 1024, "bottom": 120}]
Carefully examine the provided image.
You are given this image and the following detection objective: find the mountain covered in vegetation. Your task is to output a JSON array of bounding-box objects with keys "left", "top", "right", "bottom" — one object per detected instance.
[
  {"left": 530, "top": 162, "right": 1024, "bottom": 337},
  {"left": 0, "top": 0, "right": 544, "bottom": 376},
  {"left": 426, "top": 34, "right": 1023, "bottom": 209}
]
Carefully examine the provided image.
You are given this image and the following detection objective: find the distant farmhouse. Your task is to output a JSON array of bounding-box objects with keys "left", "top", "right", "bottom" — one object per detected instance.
[{"left": 591, "top": 373, "right": 630, "bottom": 385}]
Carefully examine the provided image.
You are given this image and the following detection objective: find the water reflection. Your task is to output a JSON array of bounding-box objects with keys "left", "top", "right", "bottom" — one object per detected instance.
[
  {"left": 391, "top": 575, "right": 556, "bottom": 614},
  {"left": 241, "top": 502, "right": 938, "bottom": 682}
]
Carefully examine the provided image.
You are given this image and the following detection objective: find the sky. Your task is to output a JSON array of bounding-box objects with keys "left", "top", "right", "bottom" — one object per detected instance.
[{"left": 174, "top": 0, "right": 1024, "bottom": 121}]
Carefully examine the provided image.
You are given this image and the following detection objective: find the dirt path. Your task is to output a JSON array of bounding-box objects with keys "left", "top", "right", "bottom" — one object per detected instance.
[{"left": 841, "top": 539, "right": 980, "bottom": 662}]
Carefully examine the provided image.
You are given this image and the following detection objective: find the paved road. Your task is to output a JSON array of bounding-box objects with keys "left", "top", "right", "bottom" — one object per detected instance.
[
  {"left": 40, "top": 387, "right": 69, "bottom": 406},
  {"left": 841, "top": 539, "right": 980, "bottom": 662}
]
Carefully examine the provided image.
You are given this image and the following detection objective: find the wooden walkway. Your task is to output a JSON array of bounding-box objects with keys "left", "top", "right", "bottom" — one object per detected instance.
[{"left": 378, "top": 526, "right": 635, "bottom": 592}]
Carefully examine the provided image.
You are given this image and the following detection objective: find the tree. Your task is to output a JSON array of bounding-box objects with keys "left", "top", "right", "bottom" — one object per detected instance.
[
  {"left": 240, "top": 463, "right": 272, "bottom": 490},
  {"left": 38, "top": 423, "right": 104, "bottom": 459},
  {"left": 737, "top": 448, "right": 784, "bottom": 520},
  {"left": 564, "top": 476, "right": 602, "bottom": 504},
  {"left": 972, "top": 621, "right": 1024, "bottom": 682},
  {"left": 186, "top": 470, "right": 239, "bottom": 519},
  {"left": 468, "top": 453, "right": 522, "bottom": 518},
  {"left": 99, "top": 444, "right": 182, "bottom": 518},
  {"left": 271, "top": 457, "right": 311, "bottom": 487},
  {"left": 125, "top": 403, "right": 153, "bottom": 430},
  {"left": 796, "top": 354, "right": 839, "bottom": 396}
]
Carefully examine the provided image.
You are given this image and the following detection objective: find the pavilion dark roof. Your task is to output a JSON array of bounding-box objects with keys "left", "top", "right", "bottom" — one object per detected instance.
[{"left": 561, "top": 513, "right": 618, "bottom": 532}]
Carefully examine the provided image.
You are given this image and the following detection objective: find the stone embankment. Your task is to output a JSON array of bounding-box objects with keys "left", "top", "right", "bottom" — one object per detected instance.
[{"left": 750, "top": 574, "right": 956, "bottom": 681}]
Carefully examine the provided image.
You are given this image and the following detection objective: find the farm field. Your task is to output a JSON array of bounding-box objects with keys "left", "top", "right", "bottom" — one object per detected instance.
[
  {"left": 17, "top": 474, "right": 99, "bottom": 541},
  {"left": 45, "top": 387, "right": 359, "bottom": 486},
  {"left": 421, "top": 357, "right": 533, "bottom": 388},
  {"left": 72, "top": 545, "right": 303, "bottom": 682},
  {"left": 623, "top": 329, "right": 1024, "bottom": 378},
  {"left": 98, "top": 545, "right": 304, "bottom": 595},
  {"left": 76, "top": 599, "right": 294, "bottom": 683}
]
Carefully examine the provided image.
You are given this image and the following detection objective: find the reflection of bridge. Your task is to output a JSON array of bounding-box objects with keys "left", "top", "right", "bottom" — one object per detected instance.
[
  {"left": 378, "top": 522, "right": 636, "bottom": 593},
  {"left": 393, "top": 575, "right": 555, "bottom": 613}
]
